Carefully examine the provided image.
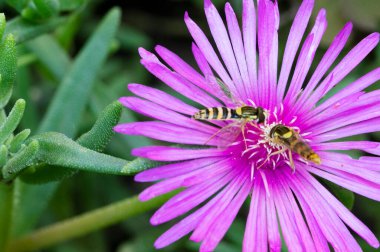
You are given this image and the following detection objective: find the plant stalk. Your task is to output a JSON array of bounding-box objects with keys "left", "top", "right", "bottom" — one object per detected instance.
[{"left": 7, "top": 191, "right": 176, "bottom": 252}]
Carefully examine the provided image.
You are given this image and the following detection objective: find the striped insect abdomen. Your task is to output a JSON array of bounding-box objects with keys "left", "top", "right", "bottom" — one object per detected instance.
[{"left": 192, "top": 107, "right": 239, "bottom": 120}]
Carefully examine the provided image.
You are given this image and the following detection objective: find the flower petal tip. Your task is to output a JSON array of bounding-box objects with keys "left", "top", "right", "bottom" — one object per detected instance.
[
  {"left": 131, "top": 148, "right": 145, "bottom": 157},
  {"left": 150, "top": 216, "right": 161, "bottom": 226},
  {"left": 184, "top": 11, "right": 190, "bottom": 20},
  {"left": 138, "top": 47, "right": 149, "bottom": 58},
  {"left": 204, "top": 0, "right": 212, "bottom": 9},
  {"left": 127, "top": 83, "right": 139, "bottom": 91},
  {"left": 118, "top": 97, "right": 130, "bottom": 107},
  {"left": 113, "top": 125, "right": 123, "bottom": 133}
]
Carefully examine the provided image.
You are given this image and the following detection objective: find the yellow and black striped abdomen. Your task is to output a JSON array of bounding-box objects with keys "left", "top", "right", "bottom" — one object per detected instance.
[{"left": 192, "top": 107, "right": 238, "bottom": 120}]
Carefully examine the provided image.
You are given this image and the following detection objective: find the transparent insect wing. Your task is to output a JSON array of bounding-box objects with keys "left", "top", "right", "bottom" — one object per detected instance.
[
  {"left": 206, "top": 75, "right": 242, "bottom": 107},
  {"left": 213, "top": 121, "right": 242, "bottom": 149}
]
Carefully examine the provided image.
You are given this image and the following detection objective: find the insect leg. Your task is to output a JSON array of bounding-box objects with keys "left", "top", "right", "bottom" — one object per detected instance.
[
  {"left": 288, "top": 149, "right": 296, "bottom": 173},
  {"left": 240, "top": 119, "right": 248, "bottom": 149},
  {"left": 257, "top": 148, "right": 287, "bottom": 170},
  {"left": 204, "top": 121, "right": 240, "bottom": 147}
]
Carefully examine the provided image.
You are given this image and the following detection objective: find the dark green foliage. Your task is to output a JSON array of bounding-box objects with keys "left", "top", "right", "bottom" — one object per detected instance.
[{"left": 0, "top": 1, "right": 377, "bottom": 252}]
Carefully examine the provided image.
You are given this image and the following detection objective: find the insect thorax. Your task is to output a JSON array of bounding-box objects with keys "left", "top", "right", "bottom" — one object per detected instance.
[{"left": 239, "top": 106, "right": 258, "bottom": 120}]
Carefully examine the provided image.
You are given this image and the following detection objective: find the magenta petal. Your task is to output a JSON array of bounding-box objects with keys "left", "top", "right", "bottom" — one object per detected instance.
[
  {"left": 225, "top": 3, "right": 250, "bottom": 100},
  {"left": 295, "top": 191, "right": 329, "bottom": 251},
  {"left": 298, "top": 168, "right": 379, "bottom": 248},
  {"left": 184, "top": 12, "right": 239, "bottom": 100},
  {"left": 276, "top": 172, "right": 316, "bottom": 251},
  {"left": 285, "top": 170, "right": 362, "bottom": 251},
  {"left": 139, "top": 158, "right": 231, "bottom": 201},
  {"left": 154, "top": 45, "right": 212, "bottom": 93},
  {"left": 204, "top": 0, "right": 247, "bottom": 101},
  {"left": 119, "top": 96, "right": 217, "bottom": 134},
  {"left": 310, "top": 68, "right": 380, "bottom": 117},
  {"left": 308, "top": 165, "right": 380, "bottom": 201},
  {"left": 141, "top": 60, "right": 221, "bottom": 108},
  {"left": 190, "top": 173, "right": 244, "bottom": 242},
  {"left": 294, "top": 22, "right": 353, "bottom": 113},
  {"left": 128, "top": 83, "right": 197, "bottom": 115},
  {"left": 132, "top": 146, "right": 226, "bottom": 161},
  {"left": 277, "top": 0, "right": 314, "bottom": 103},
  {"left": 272, "top": 177, "right": 304, "bottom": 251},
  {"left": 154, "top": 186, "right": 224, "bottom": 249},
  {"left": 284, "top": 9, "right": 327, "bottom": 108},
  {"left": 243, "top": 177, "right": 269, "bottom": 252},
  {"left": 257, "top": 0, "right": 278, "bottom": 108},
  {"left": 317, "top": 139, "right": 380, "bottom": 156},
  {"left": 150, "top": 170, "right": 234, "bottom": 225},
  {"left": 115, "top": 121, "right": 223, "bottom": 146},
  {"left": 242, "top": 0, "right": 258, "bottom": 101},
  {"left": 307, "top": 32, "right": 380, "bottom": 109},
  {"left": 316, "top": 117, "right": 380, "bottom": 142},
  {"left": 135, "top": 157, "right": 223, "bottom": 182},
  {"left": 200, "top": 179, "right": 251, "bottom": 252}
]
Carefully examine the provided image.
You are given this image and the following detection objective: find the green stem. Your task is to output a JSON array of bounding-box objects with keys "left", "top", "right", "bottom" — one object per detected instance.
[
  {"left": 0, "top": 182, "right": 14, "bottom": 251},
  {"left": 7, "top": 191, "right": 177, "bottom": 252}
]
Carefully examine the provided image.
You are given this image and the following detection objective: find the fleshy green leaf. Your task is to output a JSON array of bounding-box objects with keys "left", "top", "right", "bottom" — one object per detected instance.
[
  {"left": 10, "top": 180, "right": 58, "bottom": 237},
  {"left": 0, "top": 183, "right": 13, "bottom": 250},
  {"left": 0, "top": 110, "right": 6, "bottom": 125},
  {"left": 28, "top": 132, "right": 129, "bottom": 175},
  {"left": 9, "top": 129, "right": 31, "bottom": 153},
  {"left": 25, "top": 35, "right": 70, "bottom": 81},
  {"left": 77, "top": 101, "right": 122, "bottom": 152},
  {"left": 0, "top": 99, "right": 25, "bottom": 144},
  {"left": 5, "top": 16, "right": 66, "bottom": 44},
  {"left": 0, "top": 145, "right": 8, "bottom": 166},
  {"left": 21, "top": 101, "right": 124, "bottom": 183},
  {"left": 33, "top": 0, "right": 60, "bottom": 18},
  {"left": 2, "top": 140, "right": 39, "bottom": 182},
  {"left": 10, "top": 7, "right": 121, "bottom": 239},
  {"left": 0, "top": 14, "right": 6, "bottom": 40},
  {"left": 121, "top": 157, "right": 164, "bottom": 175},
  {"left": 38, "top": 8, "right": 121, "bottom": 137},
  {"left": 5, "top": 0, "right": 29, "bottom": 12},
  {"left": 59, "top": 0, "right": 85, "bottom": 11},
  {"left": 0, "top": 35, "right": 17, "bottom": 108}
]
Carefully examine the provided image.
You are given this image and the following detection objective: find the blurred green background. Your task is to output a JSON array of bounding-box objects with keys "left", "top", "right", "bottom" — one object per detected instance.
[{"left": 0, "top": 0, "right": 379, "bottom": 251}]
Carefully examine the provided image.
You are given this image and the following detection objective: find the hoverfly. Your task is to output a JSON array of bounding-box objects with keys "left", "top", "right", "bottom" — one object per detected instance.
[
  {"left": 192, "top": 77, "right": 267, "bottom": 148},
  {"left": 265, "top": 124, "right": 321, "bottom": 171}
]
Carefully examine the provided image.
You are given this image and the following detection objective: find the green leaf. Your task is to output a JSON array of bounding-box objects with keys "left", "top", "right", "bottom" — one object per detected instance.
[
  {"left": 0, "top": 99, "right": 25, "bottom": 144},
  {"left": 0, "top": 145, "right": 8, "bottom": 167},
  {"left": 25, "top": 35, "right": 70, "bottom": 81},
  {"left": 5, "top": 16, "right": 66, "bottom": 44},
  {"left": 28, "top": 132, "right": 129, "bottom": 175},
  {"left": 33, "top": 0, "right": 60, "bottom": 18},
  {"left": 0, "top": 110, "right": 5, "bottom": 125},
  {"left": 21, "top": 101, "right": 124, "bottom": 183},
  {"left": 8, "top": 191, "right": 178, "bottom": 252},
  {"left": 323, "top": 179, "right": 355, "bottom": 210},
  {"left": 0, "top": 183, "right": 13, "bottom": 251},
  {"left": 0, "top": 14, "right": 6, "bottom": 40},
  {"left": 55, "top": 12, "right": 82, "bottom": 50},
  {"left": 10, "top": 8, "right": 121, "bottom": 240},
  {"left": 38, "top": 8, "right": 121, "bottom": 137},
  {"left": 10, "top": 180, "right": 58, "bottom": 237},
  {"left": 59, "top": 0, "right": 85, "bottom": 11},
  {"left": 9, "top": 129, "right": 31, "bottom": 153},
  {"left": 77, "top": 101, "right": 122, "bottom": 152},
  {"left": 121, "top": 157, "right": 164, "bottom": 175},
  {"left": 5, "top": 0, "right": 29, "bottom": 12},
  {"left": 0, "top": 35, "right": 17, "bottom": 108},
  {"left": 2, "top": 140, "right": 39, "bottom": 182}
]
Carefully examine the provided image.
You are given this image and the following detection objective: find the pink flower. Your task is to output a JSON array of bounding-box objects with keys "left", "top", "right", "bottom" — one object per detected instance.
[{"left": 115, "top": 0, "right": 380, "bottom": 251}]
